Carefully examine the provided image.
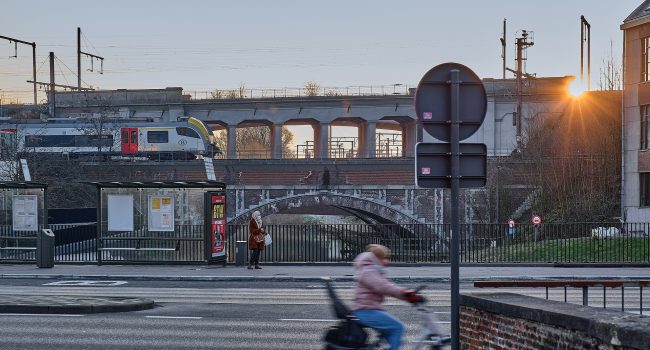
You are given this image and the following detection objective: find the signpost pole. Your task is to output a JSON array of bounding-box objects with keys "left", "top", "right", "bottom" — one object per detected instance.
[{"left": 450, "top": 69, "right": 461, "bottom": 350}]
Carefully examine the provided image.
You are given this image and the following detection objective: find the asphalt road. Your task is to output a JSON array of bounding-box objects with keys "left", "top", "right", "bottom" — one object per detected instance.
[
  {"left": 0, "top": 278, "right": 644, "bottom": 349},
  {"left": 0, "top": 278, "right": 453, "bottom": 349}
]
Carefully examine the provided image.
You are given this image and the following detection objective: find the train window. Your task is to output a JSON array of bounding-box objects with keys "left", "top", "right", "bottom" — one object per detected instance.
[
  {"left": 176, "top": 127, "right": 200, "bottom": 139},
  {"left": 122, "top": 131, "right": 129, "bottom": 143},
  {"left": 25, "top": 135, "right": 76, "bottom": 147},
  {"left": 76, "top": 135, "right": 113, "bottom": 147},
  {"left": 131, "top": 131, "right": 137, "bottom": 143},
  {"left": 147, "top": 131, "right": 168, "bottom": 143}
]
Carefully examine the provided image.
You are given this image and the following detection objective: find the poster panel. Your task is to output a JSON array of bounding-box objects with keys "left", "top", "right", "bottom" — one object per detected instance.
[
  {"left": 210, "top": 194, "right": 226, "bottom": 258},
  {"left": 12, "top": 195, "right": 38, "bottom": 231},
  {"left": 107, "top": 194, "right": 134, "bottom": 231},
  {"left": 148, "top": 195, "right": 174, "bottom": 231}
]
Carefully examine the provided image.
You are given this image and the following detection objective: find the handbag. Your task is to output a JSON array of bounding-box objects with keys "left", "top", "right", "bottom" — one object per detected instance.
[
  {"left": 254, "top": 233, "right": 265, "bottom": 243},
  {"left": 264, "top": 233, "right": 272, "bottom": 246}
]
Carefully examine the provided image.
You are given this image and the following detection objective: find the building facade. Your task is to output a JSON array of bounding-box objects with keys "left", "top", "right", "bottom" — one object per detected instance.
[{"left": 622, "top": 0, "right": 650, "bottom": 222}]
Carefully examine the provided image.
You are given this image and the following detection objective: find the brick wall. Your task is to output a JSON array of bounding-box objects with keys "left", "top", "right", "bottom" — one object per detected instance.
[{"left": 460, "top": 293, "right": 650, "bottom": 350}]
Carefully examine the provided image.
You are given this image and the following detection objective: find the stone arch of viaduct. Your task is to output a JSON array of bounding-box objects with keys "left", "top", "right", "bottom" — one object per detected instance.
[{"left": 187, "top": 96, "right": 419, "bottom": 159}]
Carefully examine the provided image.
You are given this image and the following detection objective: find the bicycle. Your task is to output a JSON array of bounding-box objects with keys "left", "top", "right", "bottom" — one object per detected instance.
[{"left": 323, "top": 278, "right": 451, "bottom": 350}]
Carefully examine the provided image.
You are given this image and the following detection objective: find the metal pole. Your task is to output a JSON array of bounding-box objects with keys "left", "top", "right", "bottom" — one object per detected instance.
[
  {"left": 32, "top": 43, "right": 36, "bottom": 105},
  {"left": 587, "top": 21, "right": 591, "bottom": 91},
  {"left": 78, "top": 27, "right": 81, "bottom": 91},
  {"left": 450, "top": 69, "right": 461, "bottom": 350},
  {"left": 516, "top": 38, "right": 523, "bottom": 152},
  {"left": 49, "top": 52, "right": 55, "bottom": 118},
  {"left": 580, "top": 16, "right": 584, "bottom": 85},
  {"left": 502, "top": 19, "right": 506, "bottom": 80}
]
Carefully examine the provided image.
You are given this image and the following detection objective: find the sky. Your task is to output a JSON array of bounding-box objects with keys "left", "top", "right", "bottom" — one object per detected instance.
[{"left": 0, "top": 0, "right": 639, "bottom": 105}]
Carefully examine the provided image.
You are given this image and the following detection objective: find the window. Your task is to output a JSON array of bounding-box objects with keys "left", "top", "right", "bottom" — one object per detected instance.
[
  {"left": 25, "top": 135, "right": 75, "bottom": 147},
  {"left": 639, "top": 105, "right": 650, "bottom": 149},
  {"left": 122, "top": 131, "right": 129, "bottom": 143},
  {"left": 176, "top": 127, "right": 200, "bottom": 139},
  {"left": 641, "top": 173, "right": 650, "bottom": 207},
  {"left": 147, "top": 131, "right": 168, "bottom": 143},
  {"left": 641, "top": 37, "right": 650, "bottom": 81}
]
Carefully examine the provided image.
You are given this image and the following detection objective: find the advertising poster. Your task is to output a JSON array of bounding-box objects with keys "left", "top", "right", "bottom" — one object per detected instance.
[
  {"left": 107, "top": 195, "right": 134, "bottom": 232},
  {"left": 148, "top": 195, "right": 174, "bottom": 232},
  {"left": 211, "top": 194, "right": 226, "bottom": 258},
  {"left": 12, "top": 195, "right": 38, "bottom": 231}
]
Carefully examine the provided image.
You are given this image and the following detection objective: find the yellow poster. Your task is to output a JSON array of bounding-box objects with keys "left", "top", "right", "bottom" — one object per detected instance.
[
  {"left": 152, "top": 198, "right": 161, "bottom": 210},
  {"left": 162, "top": 198, "right": 171, "bottom": 206}
]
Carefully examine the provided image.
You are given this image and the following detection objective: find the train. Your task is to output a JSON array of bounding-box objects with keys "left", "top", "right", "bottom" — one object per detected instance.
[{"left": 0, "top": 116, "right": 220, "bottom": 160}]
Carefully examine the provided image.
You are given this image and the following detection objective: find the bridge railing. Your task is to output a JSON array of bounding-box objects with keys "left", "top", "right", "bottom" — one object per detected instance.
[{"left": 185, "top": 84, "right": 413, "bottom": 101}]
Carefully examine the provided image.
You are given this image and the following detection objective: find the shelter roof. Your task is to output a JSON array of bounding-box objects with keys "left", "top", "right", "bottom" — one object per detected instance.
[
  {"left": 0, "top": 182, "right": 47, "bottom": 189},
  {"left": 86, "top": 181, "right": 225, "bottom": 189}
]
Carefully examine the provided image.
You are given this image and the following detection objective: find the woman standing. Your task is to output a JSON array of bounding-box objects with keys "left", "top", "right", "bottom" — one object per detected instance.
[{"left": 248, "top": 211, "right": 265, "bottom": 269}]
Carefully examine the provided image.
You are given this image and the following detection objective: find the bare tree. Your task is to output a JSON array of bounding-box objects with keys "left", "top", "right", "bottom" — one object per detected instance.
[
  {"left": 599, "top": 40, "right": 622, "bottom": 91},
  {"left": 517, "top": 91, "right": 622, "bottom": 222},
  {"left": 304, "top": 81, "right": 321, "bottom": 97}
]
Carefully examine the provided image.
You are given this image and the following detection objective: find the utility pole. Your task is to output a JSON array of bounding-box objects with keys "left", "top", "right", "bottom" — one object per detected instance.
[
  {"left": 580, "top": 16, "right": 591, "bottom": 91},
  {"left": 77, "top": 27, "right": 104, "bottom": 90},
  {"left": 500, "top": 19, "right": 507, "bottom": 80},
  {"left": 49, "top": 52, "right": 55, "bottom": 118},
  {"left": 0, "top": 35, "right": 37, "bottom": 105},
  {"left": 28, "top": 52, "right": 94, "bottom": 119},
  {"left": 513, "top": 31, "right": 534, "bottom": 152}
]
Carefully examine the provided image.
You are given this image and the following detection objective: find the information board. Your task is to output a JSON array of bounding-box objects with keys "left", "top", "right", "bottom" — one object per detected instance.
[
  {"left": 148, "top": 195, "right": 174, "bottom": 231},
  {"left": 12, "top": 195, "right": 38, "bottom": 231}
]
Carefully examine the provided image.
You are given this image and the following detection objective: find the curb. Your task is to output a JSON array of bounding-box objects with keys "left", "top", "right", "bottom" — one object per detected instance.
[{"left": 0, "top": 295, "right": 155, "bottom": 314}]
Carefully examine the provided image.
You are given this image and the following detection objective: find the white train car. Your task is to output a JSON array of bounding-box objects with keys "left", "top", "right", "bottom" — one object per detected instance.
[{"left": 0, "top": 117, "right": 219, "bottom": 160}]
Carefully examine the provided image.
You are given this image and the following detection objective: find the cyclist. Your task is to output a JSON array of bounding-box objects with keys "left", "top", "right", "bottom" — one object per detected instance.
[{"left": 352, "top": 244, "right": 424, "bottom": 350}]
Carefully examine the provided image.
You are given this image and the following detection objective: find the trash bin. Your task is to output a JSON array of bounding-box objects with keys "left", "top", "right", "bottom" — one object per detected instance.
[
  {"left": 235, "top": 241, "right": 248, "bottom": 266},
  {"left": 37, "top": 229, "right": 55, "bottom": 268}
]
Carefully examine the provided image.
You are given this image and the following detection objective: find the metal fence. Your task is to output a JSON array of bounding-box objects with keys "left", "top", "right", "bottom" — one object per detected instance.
[
  {"left": 1, "top": 222, "right": 649, "bottom": 264},
  {"left": 228, "top": 222, "right": 650, "bottom": 264},
  {"left": 98, "top": 225, "right": 205, "bottom": 264}
]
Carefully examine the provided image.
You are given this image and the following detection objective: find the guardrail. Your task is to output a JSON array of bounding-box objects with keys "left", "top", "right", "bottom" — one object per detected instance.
[{"left": 474, "top": 279, "right": 650, "bottom": 315}]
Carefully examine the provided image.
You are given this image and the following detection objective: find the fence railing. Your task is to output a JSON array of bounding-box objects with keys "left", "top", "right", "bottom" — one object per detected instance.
[
  {"left": 475, "top": 279, "right": 650, "bottom": 315},
  {"left": 98, "top": 225, "right": 205, "bottom": 264},
  {"left": 0, "top": 222, "right": 648, "bottom": 264},
  {"left": 228, "top": 222, "right": 650, "bottom": 264},
  {"left": 185, "top": 84, "right": 413, "bottom": 101}
]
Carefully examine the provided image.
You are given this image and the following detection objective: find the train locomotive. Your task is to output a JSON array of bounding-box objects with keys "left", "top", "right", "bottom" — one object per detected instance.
[{"left": 0, "top": 116, "right": 220, "bottom": 160}]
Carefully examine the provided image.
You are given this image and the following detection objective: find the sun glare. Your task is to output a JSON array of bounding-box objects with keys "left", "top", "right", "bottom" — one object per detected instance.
[{"left": 568, "top": 79, "right": 586, "bottom": 98}]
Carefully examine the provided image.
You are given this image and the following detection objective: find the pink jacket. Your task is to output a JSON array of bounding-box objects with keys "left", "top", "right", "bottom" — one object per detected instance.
[{"left": 352, "top": 252, "right": 405, "bottom": 310}]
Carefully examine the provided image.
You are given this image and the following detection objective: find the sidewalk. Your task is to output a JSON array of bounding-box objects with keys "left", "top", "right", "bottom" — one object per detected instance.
[{"left": 2, "top": 263, "right": 649, "bottom": 282}]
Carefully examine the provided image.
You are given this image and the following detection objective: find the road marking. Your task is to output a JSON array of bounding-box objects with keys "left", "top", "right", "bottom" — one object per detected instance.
[
  {"left": 43, "top": 281, "right": 128, "bottom": 287},
  {"left": 0, "top": 313, "right": 84, "bottom": 317},
  {"left": 145, "top": 316, "right": 203, "bottom": 320},
  {"left": 279, "top": 318, "right": 337, "bottom": 322}
]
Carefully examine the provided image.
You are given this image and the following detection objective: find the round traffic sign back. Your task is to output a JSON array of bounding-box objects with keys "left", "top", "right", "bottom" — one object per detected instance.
[{"left": 414, "top": 62, "right": 487, "bottom": 142}]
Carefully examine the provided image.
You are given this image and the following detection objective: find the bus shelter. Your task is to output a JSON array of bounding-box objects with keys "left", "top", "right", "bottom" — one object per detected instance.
[
  {"left": 90, "top": 181, "right": 227, "bottom": 264},
  {"left": 0, "top": 182, "right": 48, "bottom": 262}
]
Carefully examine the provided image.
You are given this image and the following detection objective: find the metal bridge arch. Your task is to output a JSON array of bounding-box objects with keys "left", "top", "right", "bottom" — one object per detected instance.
[{"left": 228, "top": 191, "right": 424, "bottom": 226}]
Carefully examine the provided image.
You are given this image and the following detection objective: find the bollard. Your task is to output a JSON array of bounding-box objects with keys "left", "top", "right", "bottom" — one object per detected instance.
[
  {"left": 37, "top": 229, "right": 55, "bottom": 268},
  {"left": 235, "top": 241, "right": 248, "bottom": 266}
]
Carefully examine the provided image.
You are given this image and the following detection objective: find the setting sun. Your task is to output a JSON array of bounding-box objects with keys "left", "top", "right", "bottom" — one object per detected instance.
[{"left": 569, "top": 79, "right": 587, "bottom": 97}]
